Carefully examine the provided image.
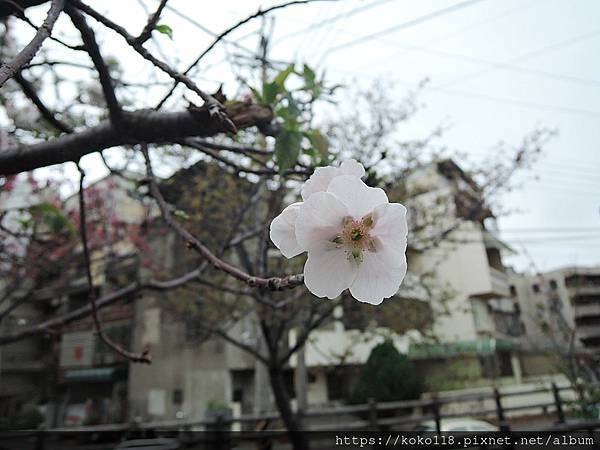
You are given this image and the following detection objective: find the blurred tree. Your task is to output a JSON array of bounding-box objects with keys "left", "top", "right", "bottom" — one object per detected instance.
[{"left": 350, "top": 340, "right": 421, "bottom": 404}]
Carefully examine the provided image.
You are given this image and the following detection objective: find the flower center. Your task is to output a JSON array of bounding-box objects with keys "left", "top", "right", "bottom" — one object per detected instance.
[{"left": 331, "top": 214, "right": 377, "bottom": 263}]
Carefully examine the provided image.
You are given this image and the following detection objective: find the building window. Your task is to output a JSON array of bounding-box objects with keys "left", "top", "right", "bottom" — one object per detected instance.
[
  {"left": 173, "top": 389, "right": 183, "bottom": 405},
  {"left": 509, "top": 285, "right": 517, "bottom": 297},
  {"left": 549, "top": 279, "right": 558, "bottom": 290},
  {"left": 232, "top": 388, "right": 243, "bottom": 403},
  {"left": 532, "top": 284, "right": 540, "bottom": 294}
]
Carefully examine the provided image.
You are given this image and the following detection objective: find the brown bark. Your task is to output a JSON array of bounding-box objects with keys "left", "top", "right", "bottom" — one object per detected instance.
[
  {"left": 0, "top": 102, "right": 273, "bottom": 175},
  {"left": 268, "top": 364, "right": 310, "bottom": 450}
]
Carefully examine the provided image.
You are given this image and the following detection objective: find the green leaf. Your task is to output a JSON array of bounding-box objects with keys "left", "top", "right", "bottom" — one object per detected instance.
[
  {"left": 30, "top": 202, "right": 74, "bottom": 234},
  {"left": 274, "top": 64, "right": 295, "bottom": 91},
  {"left": 307, "top": 129, "right": 329, "bottom": 156},
  {"left": 285, "top": 93, "right": 300, "bottom": 118},
  {"left": 262, "top": 81, "right": 279, "bottom": 105},
  {"left": 275, "top": 129, "right": 302, "bottom": 174},
  {"left": 174, "top": 209, "right": 190, "bottom": 220},
  {"left": 249, "top": 86, "right": 263, "bottom": 103},
  {"left": 303, "top": 64, "right": 316, "bottom": 87},
  {"left": 155, "top": 24, "right": 173, "bottom": 39}
]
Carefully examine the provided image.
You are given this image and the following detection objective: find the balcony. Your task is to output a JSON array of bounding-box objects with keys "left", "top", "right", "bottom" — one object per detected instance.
[
  {"left": 568, "top": 286, "right": 600, "bottom": 297},
  {"left": 577, "top": 325, "right": 600, "bottom": 343},
  {"left": 575, "top": 303, "right": 600, "bottom": 319},
  {"left": 0, "top": 358, "right": 45, "bottom": 372},
  {"left": 471, "top": 267, "right": 511, "bottom": 300}
]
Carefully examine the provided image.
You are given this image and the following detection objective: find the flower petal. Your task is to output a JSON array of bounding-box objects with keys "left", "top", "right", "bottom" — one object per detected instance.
[
  {"left": 304, "top": 247, "right": 357, "bottom": 299},
  {"left": 295, "top": 192, "right": 349, "bottom": 251},
  {"left": 350, "top": 202, "right": 408, "bottom": 304},
  {"left": 371, "top": 202, "right": 408, "bottom": 262},
  {"left": 269, "top": 202, "right": 304, "bottom": 258},
  {"left": 339, "top": 159, "right": 365, "bottom": 178},
  {"left": 327, "top": 175, "right": 388, "bottom": 219},
  {"left": 349, "top": 247, "right": 407, "bottom": 305},
  {"left": 301, "top": 166, "right": 338, "bottom": 201}
]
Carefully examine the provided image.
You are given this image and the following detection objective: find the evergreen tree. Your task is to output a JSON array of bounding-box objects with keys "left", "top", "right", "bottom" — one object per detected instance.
[{"left": 351, "top": 340, "right": 421, "bottom": 404}]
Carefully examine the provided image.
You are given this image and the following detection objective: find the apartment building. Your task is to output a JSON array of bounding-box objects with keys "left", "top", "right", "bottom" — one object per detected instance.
[
  {"left": 400, "top": 160, "right": 526, "bottom": 387},
  {"left": 0, "top": 176, "right": 59, "bottom": 420},
  {"left": 127, "top": 159, "right": 544, "bottom": 419},
  {"left": 2, "top": 158, "right": 575, "bottom": 426},
  {"left": 284, "top": 160, "right": 529, "bottom": 402},
  {"left": 509, "top": 266, "right": 600, "bottom": 380}
]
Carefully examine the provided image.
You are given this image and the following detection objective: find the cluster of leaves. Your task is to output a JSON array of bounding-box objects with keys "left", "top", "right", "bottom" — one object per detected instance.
[
  {"left": 350, "top": 340, "right": 421, "bottom": 404},
  {"left": 251, "top": 64, "right": 340, "bottom": 173}
]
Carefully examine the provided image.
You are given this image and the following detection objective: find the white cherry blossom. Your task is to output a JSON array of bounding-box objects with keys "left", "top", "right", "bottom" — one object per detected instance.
[
  {"left": 300, "top": 159, "right": 365, "bottom": 201},
  {"left": 269, "top": 161, "right": 408, "bottom": 305}
]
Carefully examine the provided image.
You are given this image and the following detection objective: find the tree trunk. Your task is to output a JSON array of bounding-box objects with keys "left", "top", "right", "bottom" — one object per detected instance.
[{"left": 268, "top": 365, "right": 310, "bottom": 450}]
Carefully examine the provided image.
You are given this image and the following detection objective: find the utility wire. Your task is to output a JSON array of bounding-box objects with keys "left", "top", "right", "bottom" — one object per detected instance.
[
  {"left": 361, "top": 0, "right": 542, "bottom": 69},
  {"left": 319, "top": 0, "right": 489, "bottom": 61},
  {"left": 360, "top": 40, "right": 600, "bottom": 88},
  {"left": 437, "top": 28, "right": 600, "bottom": 89},
  {"left": 500, "top": 227, "right": 600, "bottom": 233},
  {"left": 276, "top": 0, "right": 396, "bottom": 44}
]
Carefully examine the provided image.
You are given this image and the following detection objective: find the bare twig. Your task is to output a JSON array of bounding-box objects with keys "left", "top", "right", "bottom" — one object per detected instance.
[
  {"left": 184, "top": 138, "right": 272, "bottom": 156},
  {"left": 155, "top": 0, "right": 337, "bottom": 108},
  {"left": 66, "top": 6, "right": 122, "bottom": 124},
  {"left": 13, "top": 72, "right": 73, "bottom": 133},
  {"left": 5, "top": 0, "right": 85, "bottom": 51},
  {"left": 0, "top": 264, "right": 218, "bottom": 346},
  {"left": 69, "top": 0, "right": 237, "bottom": 133},
  {"left": 77, "top": 164, "right": 151, "bottom": 364},
  {"left": 135, "top": 0, "right": 169, "bottom": 44},
  {"left": 0, "top": 0, "right": 65, "bottom": 87},
  {"left": 142, "top": 145, "right": 304, "bottom": 291}
]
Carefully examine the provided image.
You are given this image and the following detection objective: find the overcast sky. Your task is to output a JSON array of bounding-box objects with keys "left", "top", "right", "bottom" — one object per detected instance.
[{"left": 13, "top": 0, "right": 600, "bottom": 273}]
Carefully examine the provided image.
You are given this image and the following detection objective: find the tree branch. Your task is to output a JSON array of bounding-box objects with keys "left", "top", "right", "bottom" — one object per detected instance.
[
  {"left": 76, "top": 165, "right": 151, "bottom": 363},
  {"left": 0, "top": 0, "right": 65, "bottom": 87},
  {"left": 0, "top": 101, "right": 273, "bottom": 175},
  {"left": 69, "top": 0, "right": 237, "bottom": 132},
  {"left": 66, "top": 6, "right": 122, "bottom": 124},
  {"left": 142, "top": 145, "right": 304, "bottom": 291},
  {"left": 135, "top": 0, "right": 169, "bottom": 44},
  {"left": 13, "top": 71, "right": 73, "bottom": 133},
  {"left": 155, "top": 0, "right": 337, "bottom": 108},
  {"left": 0, "top": 263, "right": 215, "bottom": 346},
  {"left": 279, "top": 302, "right": 338, "bottom": 364}
]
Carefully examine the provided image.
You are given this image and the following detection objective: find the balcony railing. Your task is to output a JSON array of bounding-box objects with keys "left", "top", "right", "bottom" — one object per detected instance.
[
  {"left": 568, "top": 285, "right": 600, "bottom": 297},
  {"left": 575, "top": 303, "right": 600, "bottom": 318},
  {"left": 489, "top": 267, "right": 510, "bottom": 298},
  {"left": 577, "top": 325, "right": 600, "bottom": 341},
  {"left": 0, "top": 357, "right": 45, "bottom": 372}
]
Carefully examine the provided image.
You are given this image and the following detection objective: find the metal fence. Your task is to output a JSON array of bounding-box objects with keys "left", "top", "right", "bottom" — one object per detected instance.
[{"left": 3, "top": 382, "right": 600, "bottom": 449}]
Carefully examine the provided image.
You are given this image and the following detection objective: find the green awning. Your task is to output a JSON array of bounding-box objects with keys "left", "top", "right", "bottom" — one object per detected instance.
[
  {"left": 408, "top": 338, "right": 515, "bottom": 359},
  {"left": 63, "top": 367, "right": 127, "bottom": 383}
]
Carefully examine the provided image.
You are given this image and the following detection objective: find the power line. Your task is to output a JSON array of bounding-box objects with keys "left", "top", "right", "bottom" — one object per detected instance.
[
  {"left": 275, "top": 0, "right": 396, "bottom": 44},
  {"left": 500, "top": 227, "right": 600, "bottom": 233},
  {"left": 162, "top": 3, "right": 257, "bottom": 57},
  {"left": 306, "top": 1, "right": 348, "bottom": 63},
  {"left": 437, "top": 28, "right": 600, "bottom": 89},
  {"left": 361, "top": 0, "right": 542, "bottom": 69},
  {"left": 420, "top": 83, "right": 600, "bottom": 118},
  {"left": 328, "top": 65, "right": 600, "bottom": 118},
  {"left": 538, "top": 161, "right": 600, "bottom": 174},
  {"left": 319, "top": 0, "right": 489, "bottom": 61},
  {"left": 359, "top": 40, "right": 600, "bottom": 88}
]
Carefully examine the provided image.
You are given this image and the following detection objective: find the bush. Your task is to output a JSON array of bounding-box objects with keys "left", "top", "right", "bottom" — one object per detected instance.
[
  {"left": 350, "top": 340, "right": 421, "bottom": 405},
  {"left": 11, "top": 407, "right": 44, "bottom": 430}
]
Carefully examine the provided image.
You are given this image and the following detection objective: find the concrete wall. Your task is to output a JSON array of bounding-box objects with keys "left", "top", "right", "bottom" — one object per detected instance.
[{"left": 128, "top": 293, "right": 245, "bottom": 421}]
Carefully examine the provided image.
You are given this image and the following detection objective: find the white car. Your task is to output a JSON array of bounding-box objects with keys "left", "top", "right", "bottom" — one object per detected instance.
[{"left": 415, "top": 418, "right": 499, "bottom": 432}]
